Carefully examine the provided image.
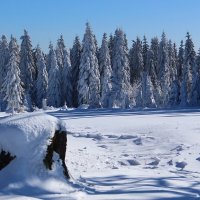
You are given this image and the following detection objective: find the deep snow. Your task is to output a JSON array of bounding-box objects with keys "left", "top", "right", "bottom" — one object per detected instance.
[{"left": 1, "top": 108, "right": 200, "bottom": 199}]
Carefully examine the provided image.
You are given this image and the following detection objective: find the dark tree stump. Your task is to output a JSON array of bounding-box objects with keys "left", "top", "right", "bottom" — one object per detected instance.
[
  {"left": 0, "top": 150, "right": 16, "bottom": 171},
  {"left": 43, "top": 129, "right": 70, "bottom": 179}
]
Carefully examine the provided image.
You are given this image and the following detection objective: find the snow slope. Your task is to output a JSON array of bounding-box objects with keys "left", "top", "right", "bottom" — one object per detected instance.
[
  {"left": 49, "top": 108, "right": 200, "bottom": 200},
  {"left": 0, "top": 111, "right": 84, "bottom": 200}
]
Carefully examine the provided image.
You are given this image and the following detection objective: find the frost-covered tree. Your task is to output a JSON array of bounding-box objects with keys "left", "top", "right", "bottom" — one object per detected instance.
[
  {"left": 2, "top": 36, "right": 23, "bottom": 114},
  {"left": 158, "top": 32, "right": 170, "bottom": 106},
  {"left": 62, "top": 49, "right": 72, "bottom": 107},
  {"left": 180, "top": 32, "right": 196, "bottom": 106},
  {"left": 77, "top": 23, "right": 101, "bottom": 107},
  {"left": 177, "top": 40, "right": 184, "bottom": 83},
  {"left": 108, "top": 34, "right": 114, "bottom": 67},
  {"left": 146, "top": 49, "right": 161, "bottom": 106},
  {"left": 46, "top": 42, "right": 54, "bottom": 73},
  {"left": 47, "top": 45, "right": 61, "bottom": 107},
  {"left": 168, "top": 40, "right": 177, "bottom": 84},
  {"left": 129, "top": 37, "right": 143, "bottom": 85},
  {"left": 19, "top": 30, "right": 36, "bottom": 109},
  {"left": 110, "top": 28, "right": 134, "bottom": 108},
  {"left": 99, "top": 33, "right": 112, "bottom": 108},
  {"left": 70, "top": 36, "right": 82, "bottom": 107},
  {"left": 142, "top": 72, "right": 156, "bottom": 107},
  {"left": 142, "top": 36, "right": 149, "bottom": 72},
  {"left": 35, "top": 45, "right": 48, "bottom": 108},
  {"left": 56, "top": 35, "right": 65, "bottom": 70},
  {"left": 150, "top": 37, "right": 159, "bottom": 78},
  {"left": 0, "top": 35, "right": 9, "bottom": 111}
]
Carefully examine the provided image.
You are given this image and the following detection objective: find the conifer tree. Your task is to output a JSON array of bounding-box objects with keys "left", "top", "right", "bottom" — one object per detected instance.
[
  {"left": 158, "top": 32, "right": 170, "bottom": 106},
  {"left": 70, "top": 36, "right": 82, "bottom": 107},
  {"left": 62, "top": 49, "right": 72, "bottom": 107},
  {"left": 0, "top": 35, "right": 9, "bottom": 111},
  {"left": 47, "top": 45, "right": 61, "bottom": 107},
  {"left": 2, "top": 36, "right": 23, "bottom": 114},
  {"left": 142, "top": 36, "right": 149, "bottom": 72},
  {"left": 19, "top": 30, "right": 36, "bottom": 109},
  {"left": 177, "top": 41, "right": 184, "bottom": 83},
  {"left": 99, "top": 33, "right": 112, "bottom": 108},
  {"left": 77, "top": 23, "right": 101, "bottom": 107},
  {"left": 180, "top": 32, "right": 196, "bottom": 106},
  {"left": 35, "top": 45, "right": 48, "bottom": 108},
  {"left": 129, "top": 37, "right": 143, "bottom": 85},
  {"left": 110, "top": 28, "right": 134, "bottom": 108},
  {"left": 56, "top": 35, "right": 65, "bottom": 70}
]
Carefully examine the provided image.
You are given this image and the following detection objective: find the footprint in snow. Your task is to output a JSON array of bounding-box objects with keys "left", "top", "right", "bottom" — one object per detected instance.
[
  {"left": 98, "top": 145, "right": 107, "bottom": 149},
  {"left": 196, "top": 157, "right": 200, "bottom": 161},
  {"left": 147, "top": 157, "right": 160, "bottom": 166},
  {"left": 171, "top": 144, "right": 185, "bottom": 152},
  {"left": 118, "top": 135, "right": 137, "bottom": 139},
  {"left": 118, "top": 161, "right": 127, "bottom": 166},
  {"left": 175, "top": 161, "right": 187, "bottom": 170},
  {"left": 127, "top": 159, "right": 141, "bottom": 166},
  {"left": 133, "top": 137, "right": 142, "bottom": 145}
]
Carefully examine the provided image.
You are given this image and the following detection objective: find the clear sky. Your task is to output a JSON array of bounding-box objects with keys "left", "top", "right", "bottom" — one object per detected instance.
[{"left": 0, "top": 0, "right": 200, "bottom": 52}]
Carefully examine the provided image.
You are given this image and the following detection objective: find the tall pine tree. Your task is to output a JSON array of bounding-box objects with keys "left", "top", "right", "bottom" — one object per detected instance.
[
  {"left": 99, "top": 33, "right": 112, "bottom": 108},
  {"left": 0, "top": 35, "right": 9, "bottom": 111},
  {"left": 2, "top": 36, "right": 23, "bottom": 114},
  {"left": 77, "top": 23, "right": 101, "bottom": 107},
  {"left": 19, "top": 30, "right": 36, "bottom": 110},
  {"left": 110, "top": 28, "right": 134, "bottom": 108},
  {"left": 70, "top": 36, "right": 82, "bottom": 107},
  {"left": 47, "top": 45, "right": 61, "bottom": 107},
  {"left": 35, "top": 45, "right": 48, "bottom": 108}
]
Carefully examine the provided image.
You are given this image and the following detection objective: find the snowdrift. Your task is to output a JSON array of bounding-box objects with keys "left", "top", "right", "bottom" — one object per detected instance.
[{"left": 0, "top": 112, "right": 75, "bottom": 198}]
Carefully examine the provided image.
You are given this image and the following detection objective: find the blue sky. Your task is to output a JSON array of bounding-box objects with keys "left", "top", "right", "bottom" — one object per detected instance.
[{"left": 0, "top": 0, "right": 200, "bottom": 52}]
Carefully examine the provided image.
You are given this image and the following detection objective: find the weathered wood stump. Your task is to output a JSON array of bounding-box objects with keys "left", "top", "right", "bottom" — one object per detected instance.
[
  {"left": 43, "top": 129, "right": 70, "bottom": 179},
  {"left": 0, "top": 150, "right": 16, "bottom": 171}
]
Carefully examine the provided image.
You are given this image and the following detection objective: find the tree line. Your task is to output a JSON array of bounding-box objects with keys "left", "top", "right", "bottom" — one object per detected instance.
[{"left": 0, "top": 23, "right": 199, "bottom": 112}]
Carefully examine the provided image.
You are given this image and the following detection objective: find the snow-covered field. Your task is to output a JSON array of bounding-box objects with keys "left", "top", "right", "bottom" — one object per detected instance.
[{"left": 1, "top": 108, "right": 200, "bottom": 199}]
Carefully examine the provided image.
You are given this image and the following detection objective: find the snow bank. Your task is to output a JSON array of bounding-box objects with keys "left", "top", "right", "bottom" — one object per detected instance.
[{"left": 0, "top": 112, "right": 77, "bottom": 199}]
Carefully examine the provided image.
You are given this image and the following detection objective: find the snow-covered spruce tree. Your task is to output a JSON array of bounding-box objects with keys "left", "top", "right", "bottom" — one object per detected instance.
[
  {"left": 19, "top": 30, "right": 36, "bottom": 110},
  {"left": 110, "top": 28, "right": 134, "bottom": 108},
  {"left": 62, "top": 49, "right": 72, "bottom": 107},
  {"left": 35, "top": 45, "right": 48, "bottom": 108},
  {"left": 70, "top": 36, "right": 82, "bottom": 107},
  {"left": 180, "top": 32, "right": 196, "bottom": 106},
  {"left": 77, "top": 23, "right": 101, "bottom": 107},
  {"left": 2, "top": 36, "right": 23, "bottom": 114},
  {"left": 55, "top": 35, "right": 66, "bottom": 105},
  {"left": 191, "top": 49, "right": 200, "bottom": 105},
  {"left": 47, "top": 45, "right": 61, "bottom": 107},
  {"left": 168, "top": 80, "right": 180, "bottom": 106},
  {"left": 150, "top": 37, "right": 159, "bottom": 78},
  {"left": 177, "top": 41, "right": 184, "bottom": 83},
  {"left": 0, "top": 35, "right": 9, "bottom": 111},
  {"left": 108, "top": 34, "right": 114, "bottom": 68},
  {"left": 129, "top": 37, "right": 143, "bottom": 85},
  {"left": 147, "top": 37, "right": 161, "bottom": 106},
  {"left": 46, "top": 42, "right": 54, "bottom": 73},
  {"left": 158, "top": 32, "right": 170, "bottom": 106},
  {"left": 168, "top": 40, "right": 177, "bottom": 84},
  {"left": 141, "top": 37, "right": 156, "bottom": 108},
  {"left": 56, "top": 35, "right": 65, "bottom": 70},
  {"left": 142, "top": 71, "right": 156, "bottom": 108},
  {"left": 99, "top": 33, "right": 112, "bottom": 108},
  {"left": 168, "top": 41, "right": 180, "bottom": 107},
  {"left": 142, "top": 36, "right": 149, "bottom": 72},
  {"left": 146, "top": 49, "right": 161, "bottom": 107}
]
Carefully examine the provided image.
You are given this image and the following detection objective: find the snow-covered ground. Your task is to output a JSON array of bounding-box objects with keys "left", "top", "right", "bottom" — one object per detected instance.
[{"left": 1, "top": 108, "right": 200, "bottom": 199}]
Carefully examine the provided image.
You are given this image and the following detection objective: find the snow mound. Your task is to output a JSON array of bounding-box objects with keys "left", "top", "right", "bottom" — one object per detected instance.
[{"left": 0, "top": 112, "right": 77, "bottom": 199}]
